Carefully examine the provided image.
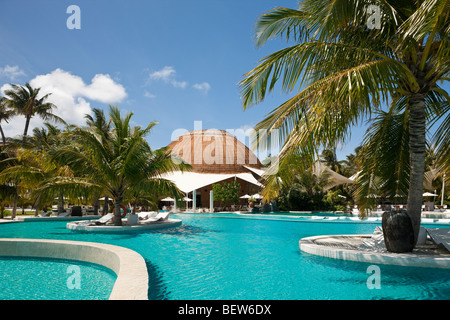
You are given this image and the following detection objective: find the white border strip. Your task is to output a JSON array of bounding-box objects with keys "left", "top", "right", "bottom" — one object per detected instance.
[
  {"left": 299, "top": 235, "right": 450, "bottom": 269},
  {"left": 0, "top": 238, "right": 148, "bottom": 300}
]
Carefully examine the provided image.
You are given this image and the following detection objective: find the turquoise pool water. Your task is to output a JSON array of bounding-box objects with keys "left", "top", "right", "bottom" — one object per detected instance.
[
  {"left": 0, "top": 256, "right": 116, "bottom": 300},
  {"left": 0, "top": 213, "right": 449, "bottom": 300}
]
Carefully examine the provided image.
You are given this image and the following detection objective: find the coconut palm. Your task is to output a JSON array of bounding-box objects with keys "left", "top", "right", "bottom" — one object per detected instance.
[
  {"left": 84, "top": 108, "right": 111, "bottom": 215},
  {"left": 240, "top": 0, "right": 450, "bottom": 248},
  {"left": 2, "top": 83, "right": 65, "bottom": 142},
  {"left": 43, "top": 105, "right": 188, "bottom": 226}
]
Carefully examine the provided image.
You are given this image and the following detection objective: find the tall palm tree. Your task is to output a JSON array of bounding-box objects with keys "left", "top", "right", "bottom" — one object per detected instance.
[
  {"left": 84, "top": 108, "right": 111, "bottom": 215},
  {"left": 44, "top": 106, "right": 189, "bottom": 226},
  {"left": 240, "top": 1, "right": 449, "bottom": 249},
  {"left": 2, "top": 83, "right": 65, "bottom": 142}
]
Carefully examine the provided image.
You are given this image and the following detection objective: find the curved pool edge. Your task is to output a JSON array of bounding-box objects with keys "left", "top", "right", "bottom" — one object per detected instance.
[
  {"left": 299, "top": 235, "right": 450, "bottom": 269},
  {"left": 0, "top": 238, "right": 148, "bottom": 300}
]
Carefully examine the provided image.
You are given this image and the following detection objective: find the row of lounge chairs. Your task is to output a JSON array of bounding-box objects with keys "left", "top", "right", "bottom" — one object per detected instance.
[
  {"left": 37, "top": 211, "right": 70, "bottom": 218},
  {"left": 94, "top": 211, "right": 170, "bottom": 225}
]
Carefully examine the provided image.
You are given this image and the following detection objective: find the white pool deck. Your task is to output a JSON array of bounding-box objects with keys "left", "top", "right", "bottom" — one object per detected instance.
[{"left": 299, "top": 228, "right": 450, "bottom": 269}]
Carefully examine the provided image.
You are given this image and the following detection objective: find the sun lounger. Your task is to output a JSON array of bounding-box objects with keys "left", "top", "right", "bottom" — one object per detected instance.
[
  {"left": 141, "top": 212, "right": 170, "bottom": 224},
  {"left": 95, "top": 213, "right": 114, "bottom": 225},
  {"left": 137, "top": 211, "right": 158, "bottom": 220},
  {"left": 38, "top": 211, "right": 52, "bottom": 217},
  {"left": 57, "top": 211, "right": 70, "bottom": 217}
]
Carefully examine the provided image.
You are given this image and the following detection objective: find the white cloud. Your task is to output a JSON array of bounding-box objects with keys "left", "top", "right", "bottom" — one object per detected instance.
[
  {"left": 193, "top": 82, "right": 211, "bottom": 94},
  {"left": 148, "top": 66, "right": 188, "bottom": 89},
  {"left": 0, "top": 68, "right": 127, "bottom": 138},
  {"left": 144, "top": 91, "right": 156, "bottom": 98},
  {"left": 0, "top": 65, "right": 26, "bottom": 81},
  {"left": 149, "top": 66, "right": 176, "bottom": 82}
]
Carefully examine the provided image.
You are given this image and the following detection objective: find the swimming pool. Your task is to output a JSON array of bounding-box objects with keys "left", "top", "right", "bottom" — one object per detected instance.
[
  {"left": 0, "top": 213, "right": 449, "bottom": 300},
  {"left": 0, "top": 256, "right": 116, "bottom": 300}
]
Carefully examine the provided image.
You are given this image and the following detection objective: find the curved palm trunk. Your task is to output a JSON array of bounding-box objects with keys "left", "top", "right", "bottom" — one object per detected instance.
[
  {"left": 0, "top": 125, "right": 6, "bottom": 146},
  {"left": 407, "top": 93, "right": 427, "bottom": 246}
]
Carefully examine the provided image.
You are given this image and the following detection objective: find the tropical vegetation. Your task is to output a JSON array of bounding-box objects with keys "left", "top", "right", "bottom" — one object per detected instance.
[
  {"left": 240, "top": 0, "right": 450, "bottom": 250},
  {"left": 212, "top": 181, "right": 241, "bottom": 207},
  {"left": 0, "top": 83, "right": 189, "bottom": 225}
]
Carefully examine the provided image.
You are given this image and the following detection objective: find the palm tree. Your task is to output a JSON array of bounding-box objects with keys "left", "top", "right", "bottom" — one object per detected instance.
[
  {"left": 44, "top": 106, "right": 189, "bottom": 226},
  {"left": 2, "top": 83, "right": 65, "bottom": 142},
  {"left": 319, "top": 148, "right": 343, "bottom": 174},
  {"left": 240, "top": 1, "right": 449, "bottom": 249},
  {"left": 84, "top": 108, "right": 111, "bottom": 215},
  {"left": 0, "top": 123, "right": 74, "bottom": 217},
  {"left": 0, "top": 97, "right": 15, "bottom": 146}
]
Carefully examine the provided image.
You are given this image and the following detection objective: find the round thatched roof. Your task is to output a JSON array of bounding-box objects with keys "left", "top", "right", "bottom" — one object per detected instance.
[{"left": 167, "top": 130, "right": 263, "bottom": 174}]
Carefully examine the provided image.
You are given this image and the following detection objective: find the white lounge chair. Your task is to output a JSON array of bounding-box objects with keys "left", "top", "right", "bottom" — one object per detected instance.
[
  {"left": 137, "top": 211, "right": 158, "bottom": 220},
  {"left": 95, "top": 213, "right": 114, "bottom": 225},
  {"left": 141, "top": 211, "right": 170, "bottom": 224},
  {"left": 38, "top": 211, "right": 52, "bottom": 217},
  {"left": 57, "top": 211, "right": 70, "bottom": 217}
]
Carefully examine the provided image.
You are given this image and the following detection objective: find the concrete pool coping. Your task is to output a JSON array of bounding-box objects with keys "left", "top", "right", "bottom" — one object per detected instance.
[
  {"left": 66, "top": 218, "right": 182, "bottom": 233},
  {"left": 0, "top": 238, "right": 148, "bottom": 300},
  {"left": 14, "top": 215, "right": 102, "bottom": 222},
  {"left": 299, "top": 234, "right": 450, "bottom": 269}
]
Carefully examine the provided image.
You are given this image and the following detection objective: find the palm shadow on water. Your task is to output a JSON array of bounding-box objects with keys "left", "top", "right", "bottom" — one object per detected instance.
[
  {"left": 146, "top": 224, "right": 219, "bottom": 237},
  {"left": 297, "top": 251, "right": 450, "bottom": 299},
  {"left": 145, "top": 259, "right": 171, "bottom": 300}
]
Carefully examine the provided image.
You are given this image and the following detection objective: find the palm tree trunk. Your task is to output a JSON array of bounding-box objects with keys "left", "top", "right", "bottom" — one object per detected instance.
[
  {"left": 102, "top": 195, "right": 109, "bottom": 215},
  {"left": 93, "top": 197, "right": 99, "bottom": 215},
  {"left": 12, "top": 189, "right": 18, "bottom": 220},
  {"left": 23, "top": 116, "right": 31, "bottom": 140},
  {"left": 0, "top": 125, "right": 6, "bottom": 146},
  {"left": 113, "top": 197, "right": 123, "bottom": 226},
  {"left": 34, "top": 198, "right": 40, "bottom": 217},
  {"left": 407, "top": 93, "right": 427, "bottom": 246},
  {"left": 58, "top": 193, "right": 64, "bottom": 214}
]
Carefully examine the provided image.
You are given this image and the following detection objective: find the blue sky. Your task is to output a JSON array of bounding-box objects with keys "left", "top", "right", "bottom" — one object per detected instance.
[{"left": 1, "top": 0, "right": 370, "bottom": 161}]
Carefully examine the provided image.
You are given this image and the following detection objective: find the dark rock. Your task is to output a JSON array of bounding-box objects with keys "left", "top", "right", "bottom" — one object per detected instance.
[
  {"left": 270, "top": 201, "right": 279, "bottom": 212},
  {"left": 71, "top": 206, "right": 82, "bottom": 216},
  {"left": 263, "top": 202, "right": 271, "bottom": 213},
  {"left": 382, "top": 210, "right": 415, "bottom": 253}
]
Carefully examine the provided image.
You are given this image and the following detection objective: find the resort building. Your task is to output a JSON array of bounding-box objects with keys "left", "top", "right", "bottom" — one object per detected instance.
[{"left": 160, "top": 129, "right": 265, "bottom": 210}]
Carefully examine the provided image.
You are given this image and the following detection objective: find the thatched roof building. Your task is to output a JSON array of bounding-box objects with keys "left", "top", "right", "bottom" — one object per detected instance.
[
  {"left": 167, "top": 129, "right": 264, "bottom": 174},
  {"left": 161, "top": 130, "right": 264, "bottom": 209}
]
